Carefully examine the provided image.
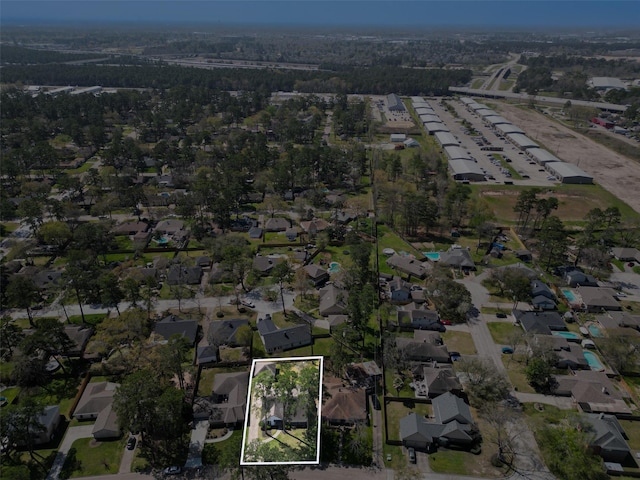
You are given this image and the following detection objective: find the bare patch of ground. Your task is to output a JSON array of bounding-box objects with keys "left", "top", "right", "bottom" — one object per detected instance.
[{"left": 494, "top": 102, "right": 640, "bottom": 214}]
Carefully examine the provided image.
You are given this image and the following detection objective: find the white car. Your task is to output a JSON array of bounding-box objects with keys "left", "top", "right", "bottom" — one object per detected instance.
[{"left": 241, "top": 300, "right": 255, "bottom": 308}]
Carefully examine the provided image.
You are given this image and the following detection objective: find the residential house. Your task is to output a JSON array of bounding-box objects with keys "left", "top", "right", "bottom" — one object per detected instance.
[
  {"left": 300, "top": 218, "right": 330, "bottom": 235},
  {"left": 397, "top": 304, "right": 441, "bottom": 331},
  {"left": 63, "top": 324, "right": 94, "bottom": 357},
  {"left": 556, "top": 344, "right": 590, "bottom": 370},
  {"left": 578, "top": 287, "right": 622, "bottom": 312},
  {"left": 196, "top": 345, "right": 218, "bottom": 365},
  {"left": 257, "top": 314, "right": 312, "bottom": 354},
  {"left": 73, "top": 382, "right": 121, "bottom": 439},
  {"left": 440, "top": 248, "right": 476, "bottom": 272},
  {"left": 253, "top": 255, "right": 283, "bottom": 275},
  {"left": 304, "top": 264, "right": 330, "bottom": 287},
  {"left": 32, "top": 405, "right": 61, "bottom": 445},
  {"left": 584, "top": 413, "right": 632, "bottom": 463},
  {"left": 153, "top": 314, "right": 198, "bottom": 345},
  {"left": 565, "top": 270, "right": 598, "bottom": 287},
  {"left": 531, "top": 280, "right": 556, "bottom": 310},
  {"left": 248, "top": 226, "right": 263, "bottom": 239},
  {"left": 396, "top": 337, "right": 450, "bottom": 363},
  {"left": 195, "top": 256, "right": 211, "bottom": 268},
  {"left": 387, "top": 277, "right": 412, "bottom": 303},
  {"left": 597, "top": 311, "right": 640, "bottom": 335},
  {"left": 322, "top": 376, "right": 367, "bottom": 426},
  {"left": 413, "top": 365, "right": 462, "bottom": 398},
  {"left": 346, "top": 361, "right": 383, "bottom": 391},
  {"left": 386, "top": 254, "right": 430, "bottom": 279},
  {"left": 264, "top": 217, "right": 290, "bottom": 232},
  {"left": 400, "top": 392, "right": 478, "bottom": 451},
  {"left": 112, "top": 221, "right": 149, "bottom": 237},
  {"left": 513, "top": 249, "right": 533, "bottom": 262},
  {"left": 611, "top": 247, "right": 640, "bottom": 263},
  {"left": 206, "top": 319, "right": 250, "bottom": 348},
  {"left": 285, "top": 228, "right": 298, "bottom": 241},
  {"left": 167, "top": 264, "right": 202, "bottom": 286},
  {"left": 513, "top": 310, "right": 567, "bottom": 335},
  {"left": 553, "top": 371, "right": 631, "bottom": 415},
  {"left": 155, "top": 219, "right": 185, "bottom": 236},
  {"left": 205, "top": 372, "right": 250, "bottom": 427},
  {"left": 331, "top": 210, "right": 357, "bottom": 224},
  {"left": 318, "top": 284, "right": 348, "bottom": 317},
  {"left": 230, "top": 217, "right": 257, "bottom": 232}
]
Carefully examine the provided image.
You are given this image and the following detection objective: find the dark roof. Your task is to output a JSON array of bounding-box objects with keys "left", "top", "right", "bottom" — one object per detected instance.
[
  {"left": 514, "top": 310, "right": 566, "bottom": 334},
  {"left": 167, "top": 264, "right": 202, "bottom": 285},
  {"left": 440, "top": 249, "right": 476, "bottom": 270},
  {"left": 253, "top": 256, "right": 282, "bottom": 273},
  {"left": 33, "top": 270, "right": 63, "bottom": 289},
  {"left": 432, "top": 392, "right": 473, "bottom": 424},
  {"left": 531, "top": 281, "right": 555, "bottom": 300},
  {"left": 74, "top": 382, "right": 118, "bottom": 417},
  {"left": 322, "top": 378, "right": 367, "bottom": 424},
  {"left": 264, "top": 217, "right": 290, "bottom": 231},
  {"left": 209, "top": 372, "right": 249, "bottom": 425},
  {"left": 319, "top": 284, "right": 348, "bottom": 316},
  {"left": 207, "top": 318, "right": 250, "bottom": 347},
  {"left": 257, "top": 316, "right": 312, "bottom": 352},
  {"left": 196, "top": 345, "right": 218, "bottom": 365},
  {"left": 386, "top": 254, "right": 429, "bottom": 278},
  {"left": 154, "top": 315, "right": 198, "bottom": 344},
  {"left": 304, "top": 264, "right": 330, "bottom": 281},
  {"left": 585, "top": 413, "right": 631, "bottom": 455},
  {"left": 248, "top": 226, "right": 263, "bottom": 239}
]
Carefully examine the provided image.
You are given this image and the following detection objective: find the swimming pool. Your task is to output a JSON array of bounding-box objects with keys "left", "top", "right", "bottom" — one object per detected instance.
[
  {"left": 154, "top": 236, "right": 169, "bottom": 245},
  {"left": 583, "top": 351, "right": 605, "bottom": 371},
  {"left": 423, "top": 252, "right": 440, "bottom": 261},
  {"left": 552, "top": 331, "right": 581, "bottom": 341},
  {"left": 562, "top": 289, "right": 576, "bottom": 302},
  {"left": 328, "top": 262, "right": 340, "bottom": 273},
  {"left": 588, "top": 324, "right": 604, "bottom": 338}
]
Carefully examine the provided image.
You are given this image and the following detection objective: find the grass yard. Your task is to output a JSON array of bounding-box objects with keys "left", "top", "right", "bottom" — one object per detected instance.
[
  {"left": 429, "top": 444, "right": 504, "bottom": 478},
  {"left": 384, "top": 368, "right": 414, "bottom": 397},
  {"left": 385, "top": 400, "right": 431, "bottom": 441},
  {"left": 473, "top": 184, "right": 640, "bottom": 224},
  {"left": 501, "top": 354, "right": 536, "bottom": 393},
  {"left": 197, "top": 368, "right": 217, "bottom": 396},
  {"left": 441, "top": 330, "right": 477, "bottom": 355},
  {"left": 65, "top": 437, "right": 126, "bottom": 477},
  {"left": 68, "top": 313, "right": 108, "bottom": 326},
  {"left": 618, "top": 420, "right": 640, "bottom": 450},
  {"left": 486, "top": 322, "right": 520, "bottom": 345}
]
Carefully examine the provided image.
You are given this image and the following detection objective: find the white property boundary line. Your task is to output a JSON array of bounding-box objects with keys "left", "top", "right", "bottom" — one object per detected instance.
[{"left": 240, "top": 355, "right": 324, "bottom": 466}]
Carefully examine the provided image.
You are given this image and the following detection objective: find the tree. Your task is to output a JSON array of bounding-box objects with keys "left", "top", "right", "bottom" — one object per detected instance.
[
  {"left": 513, "top": 188, "right": 540, "bottom": 234},
  {"left": 11, "top": 352, "right": 51, "bottom": 390},
  {"left": 5, "top": 276, "right": 40, "bottom": 327},
  {"left": 538, "top": 216, "right": 568, "bottom": 270},
  {"left": 65, "top": 250, "right": 100, "bottom": 324},
  {"left": 525, "top": 357, "right": 556, "bottom": 393},
  {"left": 20, "top": 317, "right": 74, "bottom": 372},
  {"left": 294, "top": 267, "right": 311, "bottom": 299},
  {"left": 271, "top": 261, "right": 293, "bottom": 316},
  {"left": 599, "top": 333, "right": 640, "bottom": 373},
  {"left": 0, "top": 315, "right": 24, "bottom": 360},
  {"left": 122, "top": 277, "right": 141, "bottom": 307},
  {"left": 37, "top": 221, "right": 72, "bottom": 251},
  {"left": 0, "top": 398, "right": 47, "bottom": 468},
  {"left": 157, "top": 335, "right": 191, "bottom": 390},
  {"left": 98, "top": 272, "right": 124, "bottom": 316},
  {"left": 429, "top": 278, "right": 472, "bottom": 324},
  {"left": 456, "top": 358, "right": 510, "bottom": 406},
  {"left": 480, "top": 403, "right": 527, "bottom": 471},
  {"left": 537, "top": 422, "right": 608, "bottom": 480}
]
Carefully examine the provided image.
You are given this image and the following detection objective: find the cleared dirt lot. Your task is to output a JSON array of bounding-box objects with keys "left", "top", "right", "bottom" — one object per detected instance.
[{"left": 493, "top": 101, "right": 640, "bottom": 214}]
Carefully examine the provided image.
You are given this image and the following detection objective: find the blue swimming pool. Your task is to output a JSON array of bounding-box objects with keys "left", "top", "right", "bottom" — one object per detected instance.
[
  {"left": 552, "top": 331, "right": 581, "bottom": 341},
  {"left": 562, "top": 289, "right": 576, "bottom": 302},
  {"left": 423, "top": 252, "right": 441, "bottom": 261},
  {"left": 328, "top": 262, "right": 340, "bottom": 273},
  {"left": 154, "top": 236, "right": 169, "bottom": 245},
  {"left": 583, "top": 351, "right": 604, "bottom": 371},
  {"left": 588, "top": 324, "right": 604, "bottom": 338}
]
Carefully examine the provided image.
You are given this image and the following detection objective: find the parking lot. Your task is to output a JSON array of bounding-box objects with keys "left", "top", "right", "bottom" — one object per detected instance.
[{"left": 428, "top": 98, "right": 558, "bottom": 187}]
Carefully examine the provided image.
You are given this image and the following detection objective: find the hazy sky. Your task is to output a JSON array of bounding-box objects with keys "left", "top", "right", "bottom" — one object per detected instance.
[{"left": 2, "top": 1, "right": 639, "bottom": 28}]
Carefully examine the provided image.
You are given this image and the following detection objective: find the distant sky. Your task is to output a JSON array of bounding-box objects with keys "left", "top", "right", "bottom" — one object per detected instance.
[{"left": 2, "top": 1, "right": 639, "bottom": 29}]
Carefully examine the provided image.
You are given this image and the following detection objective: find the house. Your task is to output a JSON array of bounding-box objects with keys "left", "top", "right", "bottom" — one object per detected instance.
[
  {"left": 388, "top": 277, "right": 412, "bottom": 303},
  {"left": 556, "top": 344, "right": 590, "bottom": 370},
  {"left": 318, "top": 284, "right": 348, "bottom": 317},
  {"left": 400, "top": 392, "right": 477, "bottom": 451},
  {"left": 322, "top": 376, "right": 367, "bottom": 426},
  {"left": 257, "top": 314, "right": 312, "bottom": 354},
  {"left": 531, "top": 281, "right": 555, "bottom": 301},
  {"left": 532, "top": 295, "right": 556, "bottom": 310},
  {"left": 285, "top": 228, "right": 298, "bottom": 241},
  {"left": 331, "top": 211, "right": 357, "bottom": 224},
  {"left": 304, "top": 264, "right": 330, "bottom": 287},
  {"left": 264, "top": 217, "right": 290, "bottom": 232},
  {"left": 196, "top": 345, "right": 218, "bottom": 365},
  {"left": 396, "top": 337, "right": 450, "bottom": 363},
  {"left": 195, "top": 256, "right": 211, "bottom": 268},
  {"left": 397, "top": 304, "right": 441, "bottom": 331},
  {"left": 112, "top": 221, "right": 149, "bottom": 236},
  {"left": 300, "top": 218, "right": 330, "bottom": 235},
  {"left": 413, "top": 365, "right": 462, "bottom": 398},
  {"left": 513, "top": 249, "right": 533, "bottom": 262},
  {"left": 440, "top": 248, "right": 476, "bottom": 272},
  {"left": 585, "top": 413, "right": 632, "bottom": 463},
  {"left": 611, "top": 247, "right": 640, "bottom": 263},
  {"left": 578, "top": 287, "right": 622, "bottom": 312},
  {"left": 514, "top": 310, "right": 566, "bottom": 335},
  {"left": 155, "top": 219, "right": 185, "bottom": 236},
  {"left": 553, "top": 371, "right": 631, "bottom": 415},
  {"left": 206, "top": 319, "right": 250, "bottom": 348},
  {"left": 167, "top": 264, "right": 202, "bottom": 285},
  {"left": 230, "top": 217, "right": 257, "bottom": 232},
  {"left": 253, "top": 255, "right": 283, "bottom": 275},
  {"left": 32, "top": 405, "right": 61, "bottom": 445},
  {"left": 153, "top": 314, "right": 198, "bottom": 345},
  {"left": 597, "top": 311, "right": 640, "bottom": 334},
  {"left": 208, "top": 372, "right": 250, "bottom": 427},
  {"left": 386, "top": 254, "right": 430, "bottom": 279},
  {"left": 346, "top": 361, "right": 383, "bottom": 390},
  {"left": 565, "top": 270, "right": 598, "bottom": 287},
  {"left": 63, "top": 324, "right": 94, "bottom": 357},
  {"left": 73, "top": 382, "right": 121, "bottom": 439},
  {"left": 248, "top": 226, "right": 263, "bottom": 239}
]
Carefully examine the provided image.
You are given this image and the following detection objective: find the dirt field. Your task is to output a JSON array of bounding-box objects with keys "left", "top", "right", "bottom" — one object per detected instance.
[{"left": 493, "top": 101, "right": 640, "bottom": 214}]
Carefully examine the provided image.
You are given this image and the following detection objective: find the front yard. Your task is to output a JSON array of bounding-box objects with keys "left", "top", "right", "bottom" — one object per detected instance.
[{"left": 63, "top": 437, "right": 126, "bottom": 478}]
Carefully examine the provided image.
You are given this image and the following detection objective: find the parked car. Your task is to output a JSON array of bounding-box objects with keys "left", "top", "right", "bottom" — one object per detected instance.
[
  {"left": 126, "top": 437, "right": 136, "bottom": 450},
  {"left": 502, "top": 347, "right": 514, "bottom": 354},
  {"left": 628, "top": 262, "right": 635, "bottom": 267},
  {"left": 449, "top": 351, "right": 462, "bottom": 361},
  {"left": 440, "top": 319, "right": 452, "bottom": 325},
  {"left": 163, "top": 466, "right": 182, "bottom": 475},
  {"left": 496, "top": 312, "right": 507, "bottom": 318},
  {"left": 408, "top": 447, "right": 416, "bottom": 464},
  {"left": 241, "top": 300, "right": 255, "bottom": 308}
]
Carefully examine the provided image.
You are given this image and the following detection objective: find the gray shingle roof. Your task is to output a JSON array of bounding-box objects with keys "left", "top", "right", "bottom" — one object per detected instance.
[
  {"left": 432, "top": 392, "right": 473, "bottom": 425},
  {"left": 154, "top": 315, "right": 198, "bottom": 344}
]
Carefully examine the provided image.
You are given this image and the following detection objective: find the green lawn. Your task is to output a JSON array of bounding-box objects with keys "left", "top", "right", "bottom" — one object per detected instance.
[
  {"left": 198, "top": 368, "right": 216, "bottom": 396},
  {"left": 65, "top": 436, "right": 126, "bottom": 477},
  {"left": 501, "top": 354, "right": 536, "bottom": 393},
  {"left": 385, "top": 400, "right": 431, "bottom": 441},
  {"left": 68, "top": 313, "right": 108, "bottom": 326},
  {"left": 486, "top": 322, "right": 520, "bottom": 345},
  {"left": 441, "top": 331, "right": 477, "bottom": 355}
]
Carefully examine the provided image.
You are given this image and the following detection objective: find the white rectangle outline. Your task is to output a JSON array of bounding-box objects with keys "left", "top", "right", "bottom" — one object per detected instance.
[{"left": 240, "top": 355, "right": 324, "bottom": 466}]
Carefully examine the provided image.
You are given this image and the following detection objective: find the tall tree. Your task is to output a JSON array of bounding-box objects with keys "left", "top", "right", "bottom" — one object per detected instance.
[
  {"left": 5, "top": 276, "right": 40, "bottom": 327},
  {"left": 271, "top": 261, "right": 293, "bottom": 316}
]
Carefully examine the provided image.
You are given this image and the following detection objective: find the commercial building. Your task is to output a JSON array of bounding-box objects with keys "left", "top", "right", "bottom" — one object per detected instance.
[
  {"left": 387, "top": 93, "right": 406, "bottom": 112},
  {"left": 506, "top": 133, "right": 539, "bottom": 150},
  {"left": 545, "top": 162, "right": 593, "bottom": 184},
  {"left": 434, "top": 131, "right": 459, "bottom": 147},
  {"left": 448, "top": 159, "right": 485, "bottom": 182},
  {"left": 424, "top": 122, "right": 449, "bottom": 134},
  {"left": 527, "top": 148, "right": 561, "bottom": 165}
]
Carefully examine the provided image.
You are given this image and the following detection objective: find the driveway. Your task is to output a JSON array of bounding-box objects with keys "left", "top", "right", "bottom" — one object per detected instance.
[{"left": 47, "top": 425, "right": 95, "bottom": 480}]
